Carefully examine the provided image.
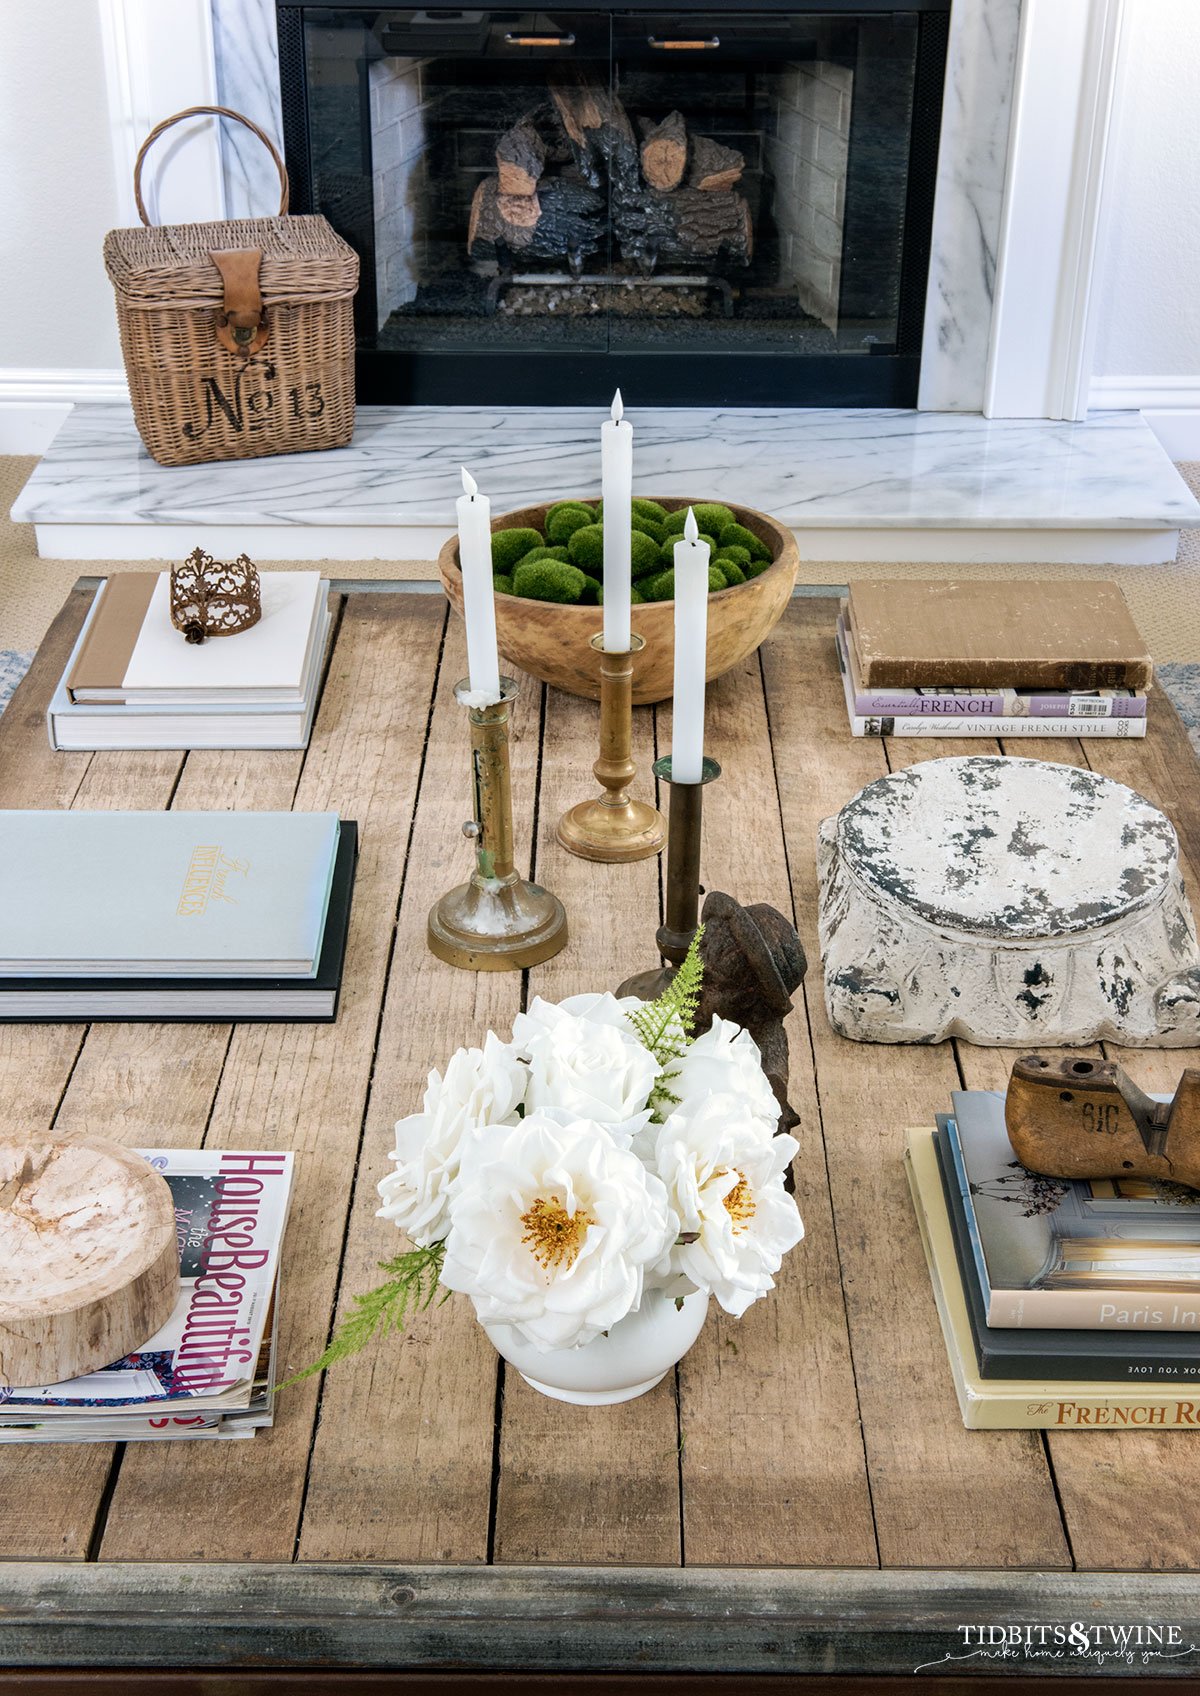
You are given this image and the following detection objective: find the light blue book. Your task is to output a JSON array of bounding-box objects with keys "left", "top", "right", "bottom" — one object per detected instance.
[{"left": 0, "top": 811, "right": 340, "bottom": 977}]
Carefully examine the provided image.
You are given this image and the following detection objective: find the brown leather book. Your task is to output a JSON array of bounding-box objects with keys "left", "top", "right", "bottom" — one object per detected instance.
[
  {"left": 846, "top": 580, "right": 1153, "bottom": 691},
  {"left": 66, "top": 573, "right": 160, "bottom": 702}
]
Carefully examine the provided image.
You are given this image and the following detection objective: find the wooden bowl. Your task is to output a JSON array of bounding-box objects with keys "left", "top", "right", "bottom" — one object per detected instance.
[{"left": 438, "top": 498, "right": 798, "bottom": 705}]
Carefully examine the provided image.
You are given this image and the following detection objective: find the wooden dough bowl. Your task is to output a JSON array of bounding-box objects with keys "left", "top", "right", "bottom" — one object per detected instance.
[
  {"left": 0, "top": 1136, "right": 179, "bottom": 1387},
  {"left": 438, "top": 498, "right": 799, "bottom": 706}
]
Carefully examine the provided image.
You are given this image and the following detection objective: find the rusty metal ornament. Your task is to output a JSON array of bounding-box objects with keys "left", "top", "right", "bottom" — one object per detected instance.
[
  {"left": 170, "top": 548, "right": 262, "bottom": 643},
  {"left": 1006, "top": 1054, "right": 1200, "bottom": 1191}
]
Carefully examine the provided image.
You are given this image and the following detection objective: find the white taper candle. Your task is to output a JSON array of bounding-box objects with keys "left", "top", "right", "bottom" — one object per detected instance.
[
  {"left": 671, "top": 508, "right": 710, "bottom": 783},
  {"left": 601, "top": 389, "right": 633, "bottom": 652},
  {"left": 456, "top": 466, "right": 501, "bottom": 703}
]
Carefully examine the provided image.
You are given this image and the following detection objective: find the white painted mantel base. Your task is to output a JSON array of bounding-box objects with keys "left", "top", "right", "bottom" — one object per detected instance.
[{"left": 11, "top": 403, "right": 1197, "bottom": 567}]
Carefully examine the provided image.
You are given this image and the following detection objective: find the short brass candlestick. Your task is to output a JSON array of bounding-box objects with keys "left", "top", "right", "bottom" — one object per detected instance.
[
  {"left": 557, "top": 634, "right": 666, "bottom": 863},
  {"left": 428, "top": 677, "right": 568, "bottom": 972},
  {"left": 618, "top": 754, "right": 721, "bottom": 1000}
]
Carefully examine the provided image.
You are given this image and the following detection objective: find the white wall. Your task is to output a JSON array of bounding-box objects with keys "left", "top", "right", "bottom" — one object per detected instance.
[
  {"left": 1089, "top": 0, "right": 1200, "bottom": 453},
  {"left": 0, "top": 0, "right": 123, "bottom": 373}
]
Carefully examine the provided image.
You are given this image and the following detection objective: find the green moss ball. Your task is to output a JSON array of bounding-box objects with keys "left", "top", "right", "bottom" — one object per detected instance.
[
  {"left": 546, "top": 499, "right": 595, "bottom": 525},
  {"left": 491, "top": 527, "right": 544, "bottom": 572},
  {"left": 718, "top": 521, "right": 772, "bottom": 562},
  {"left": 745, "top": 558, "right": 770, "bottom": 579},
  {"left": 546, "top": 504, "right": 595, "bottom": 545},
  {"left": 512, "top": 558, "right": 587, "bottom": 604},
  {"left": 566, "top": 523, "right": 605, "bottom": 573},
  {"left": 693, "top": 502, "right": 736, "bottom": 536},
  {"left": 708, "top": 565, "right": 729, "bottom": 592},
  {"left": 522, "top": 545, "right": 571, "bottom": 564},
  {"left": 719, "top": 544, "right": 752, "bottom": 567},
  {"left": 713, "top": 557, "right": 746, "bottom": 585},
  {"left": 629, "top": 529, "right": 661, "bottom": 577},
  {"left": 643, "top": 569, "right": 674, "bottom": 602},
  {"left": 631, "top": 516, "right": 665, "bottom": 546},
  {"left": 631, "top": 497, "right": 668, "bottom": 525},
  {"left": 662, "top": 508, "right": 690, "bottom": 535},
  {"left": 698, "top": 534, "right": 718, "bottom": 553},
  {"left": 579, "top": 574, "right": 603, "bottom": 605},
  {"left": 493, "top": 574, "right": 514, "bottom": 596},
  {"left": 658, "top": 537, "right": 678, "bottom": 567}
]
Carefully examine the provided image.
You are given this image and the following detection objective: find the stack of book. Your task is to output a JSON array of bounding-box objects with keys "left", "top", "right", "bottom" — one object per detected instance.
[
  {"left": 837, "top": 580, "right": 1153, "bottom": 738},
  {"left": 48, "top": 570, "right": 330, "bottom": 750},
  {"left": 0, "top": 809, "right": 356, "bottom": 1021},
  {"left": 0, "top": 1148, "right": 292, "bottom": 1443},
  {"left": 906, "top": 1092, "right": 1200, "bottom": 1429}
]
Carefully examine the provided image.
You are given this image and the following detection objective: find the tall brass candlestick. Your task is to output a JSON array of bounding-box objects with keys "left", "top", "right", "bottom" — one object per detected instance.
[
  {"left": 556, "top": 633, "right": 666, "bottom": 863},
  {"left": 428, "top": 677, "right": 568, "bottom": 972},
  {"left": 618, "top": 754, "right": 721, "bottom": 1000}
]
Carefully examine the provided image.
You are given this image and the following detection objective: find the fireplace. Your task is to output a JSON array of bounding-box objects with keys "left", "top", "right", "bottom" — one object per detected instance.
[{"left": 276, "top": 4, "right": 948, "bottom": 407}]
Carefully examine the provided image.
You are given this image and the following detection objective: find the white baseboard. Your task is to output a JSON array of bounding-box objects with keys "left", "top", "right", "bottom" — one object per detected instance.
[
  {"left": 0, "top": 369, "right": 129, "bottom": 455},
  {"left": 1089, "top": 376, "right": 1200, "bottom": 461}
]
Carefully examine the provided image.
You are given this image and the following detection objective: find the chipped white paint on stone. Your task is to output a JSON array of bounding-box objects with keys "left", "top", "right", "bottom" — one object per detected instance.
[{"left": 818, "top": 756, "right": 1200, "bottom": 1046}]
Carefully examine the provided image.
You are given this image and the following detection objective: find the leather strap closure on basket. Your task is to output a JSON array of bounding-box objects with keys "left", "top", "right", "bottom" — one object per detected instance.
[{"left": 210, "top": 247, "right": 269, "bottom": 356}]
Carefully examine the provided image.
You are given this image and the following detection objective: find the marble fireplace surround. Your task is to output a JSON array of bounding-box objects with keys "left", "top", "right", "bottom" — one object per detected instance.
[{"left": 26, "top": 0, "right": 1193, "bottom": 566}]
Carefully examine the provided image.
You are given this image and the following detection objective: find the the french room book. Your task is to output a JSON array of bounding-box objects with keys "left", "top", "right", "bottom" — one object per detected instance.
[
  {"left": 947, "top": 1088, "right": 1200, "bottom": 1330},
  {"left": 905, "top": 1131, "right": 1200, "bottom": 1430}
]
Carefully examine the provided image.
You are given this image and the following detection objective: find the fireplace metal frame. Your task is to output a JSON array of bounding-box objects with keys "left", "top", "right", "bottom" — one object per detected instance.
[{"left": 275, "top": 3, "right": 949, "bottom": 408}]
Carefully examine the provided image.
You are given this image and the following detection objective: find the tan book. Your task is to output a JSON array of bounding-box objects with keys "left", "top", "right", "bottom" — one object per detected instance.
[
  {"left": 66, "top": 573, "right": 159, "bottom": 702},
  {"left": 847, "top": 579, "right": 1153, "bottom": 691}
]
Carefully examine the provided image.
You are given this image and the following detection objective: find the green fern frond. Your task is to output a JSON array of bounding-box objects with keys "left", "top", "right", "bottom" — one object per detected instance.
[
  {"left": 278, "top": 1240, "right": 447, "bottom": 1390},
  {"left": 628, "top": 926, "right": 704, "bottom": 1120}
]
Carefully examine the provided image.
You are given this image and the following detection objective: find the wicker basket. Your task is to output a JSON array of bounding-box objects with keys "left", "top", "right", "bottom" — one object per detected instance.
[{"left": 104, "top": 105, "right": 359, "bottom": 468}]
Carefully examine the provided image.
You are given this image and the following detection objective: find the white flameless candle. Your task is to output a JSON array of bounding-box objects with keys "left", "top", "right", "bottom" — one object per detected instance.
[
  {"left": 601, "top": 389, "right": 633, "bottom": 652},
  {"left": 456, "top": 466, "right": 500, "bottom": 703},
  {"left": 671, "top": 508, "right": 709, "bottom": 783}
]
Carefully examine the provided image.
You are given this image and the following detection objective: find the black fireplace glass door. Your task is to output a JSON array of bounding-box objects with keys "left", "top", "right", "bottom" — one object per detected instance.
[{"left": 281, "top": 5, "right": 946, "bottom": 405}]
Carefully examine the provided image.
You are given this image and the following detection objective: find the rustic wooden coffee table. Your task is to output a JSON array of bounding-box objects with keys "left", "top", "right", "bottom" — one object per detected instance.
[{"left": 3, "top": 586, "right": 1200, "bottom": 1693}]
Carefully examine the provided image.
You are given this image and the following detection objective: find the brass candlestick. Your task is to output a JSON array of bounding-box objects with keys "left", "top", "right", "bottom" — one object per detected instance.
[
  {"left": 428, "top": 677, "right": 568, "bottom": 972},
  {"left": 618, "top": 754, "right": 721, "bottom": 1000},
  {"left": 557, "top": 634, "right": 666, "bottom": 863}
]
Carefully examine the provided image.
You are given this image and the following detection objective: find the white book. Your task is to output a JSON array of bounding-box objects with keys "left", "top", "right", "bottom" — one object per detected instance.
[
  {"left": 71, "top": 572, "right": 326, "bottom": 704},
  {"left": 0, "top": 810, "right": 340, "bottom": 976},
  {"left": 48, "top": 598, "right": 330, "bottom": 751}
]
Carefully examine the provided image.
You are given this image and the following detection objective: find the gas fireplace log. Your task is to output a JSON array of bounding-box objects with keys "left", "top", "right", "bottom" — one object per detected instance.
[
  {"left": 687, "top": 134, "right": 745, "bottom": 193},
  {"left": 639, "top": 110, "right": 688, "bottom": 191},
  {"left": 496, "top": 115, "right": 547, "bottom": 197},
  {"left": 614, "top": 185, "right": 754, "bottom": 269},
  {"left": 467, "top": 175, "right": 605, "bottom": 267},
  {"left": 549, "top": 75, "right": 641, "bottom": 195}
]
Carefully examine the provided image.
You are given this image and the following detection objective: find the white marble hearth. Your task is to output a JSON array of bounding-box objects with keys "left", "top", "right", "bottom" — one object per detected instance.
[{"left": 13, "top": 405, "right": 1197, "bottom": 567}]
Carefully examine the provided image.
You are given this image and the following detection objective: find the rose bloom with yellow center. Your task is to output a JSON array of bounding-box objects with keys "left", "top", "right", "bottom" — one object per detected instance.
[{"left": 440, "top": 1111, "right": 674, "bottom": 1352}]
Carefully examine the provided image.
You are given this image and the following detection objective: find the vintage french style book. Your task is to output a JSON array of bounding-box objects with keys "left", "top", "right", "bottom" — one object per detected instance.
[
  {"left": 846, "top": 580, "right": 1154, "bottom": 691},
  {"left": 906, "top": 1134, "right": 1200, "bottom": 1430},
  {"left": 0, "top": 809, "right": 340, "bottom": 978},
  {"left": 834, "top": 621, "right": 1146, "bottom": 739},
  {"left": 931, "top": 1124, "right": 1200, "bottom": 1381},
  {"left": 948, "top": 1091, "right": 1200, "bottom": 1330}
]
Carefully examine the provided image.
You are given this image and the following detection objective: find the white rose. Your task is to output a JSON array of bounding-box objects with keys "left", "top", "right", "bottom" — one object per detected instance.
[
  {"left": 668, "top": 1016, "right": 780, "bottom": 1133},
  {"left": 441, "top": 1111, "right": 673, "bottom": 1351},
  {"left": 377, "top": 1032, "right": 527, "bottom": 1246},
  {"left": 512, "top": 1000, "right": 657, "bottom": 1141},
  {"left": 651, "top": 1093, "right": 804, "bottom": 1317}
]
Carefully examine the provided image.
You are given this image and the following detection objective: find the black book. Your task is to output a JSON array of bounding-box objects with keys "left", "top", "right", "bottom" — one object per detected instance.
[
  {"left": 934, "top": 1121, "right": 1200, "bottom": 1382},
  {"left": 0, "top": 821, "right": 358, "bottom": 1023}
]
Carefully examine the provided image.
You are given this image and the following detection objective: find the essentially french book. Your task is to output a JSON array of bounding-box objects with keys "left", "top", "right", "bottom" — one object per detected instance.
[
  {"left": 835, "top": 622, "right": 1147, "bottom": 739},
  {"left": 847, "top": 579, "right": 1154, "bottom": 691},
  {"left": 905, "top": 1132, "right": 1200, "bottom": 1430},
  {"left": 0, "top": 1147, "right": 292, "bottom": 1437},
  {"left": 0, "top": 810, "right": 340, "bottom": 978},
  {"left": 931, "top": 1122, "right": 1200, "bottom": 1382},
  {"left": 836, "top": 613, "right": 1146, "bottom": 718},
  {"left": 67, "top": 571, "right": 327, "bottom": 704},
  {"left": 0, "top": 821, "right": 356, "bottom": 1022},
  {"left": 49, "top": 577, "right": 330, "bottom": 751},
  {"left": 947, "top": 1090, "right": 1200, "bottom": 1331}
]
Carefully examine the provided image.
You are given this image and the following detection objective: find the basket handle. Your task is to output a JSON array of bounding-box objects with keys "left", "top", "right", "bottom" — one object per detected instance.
[{"left": 133, "top": 105, "right": 290, "bottom": 227}]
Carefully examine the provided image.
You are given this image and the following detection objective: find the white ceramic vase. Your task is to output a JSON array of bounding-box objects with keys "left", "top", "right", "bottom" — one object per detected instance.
[{"left": 483, "top": 1287, "right": 710, "bottom": 1405}]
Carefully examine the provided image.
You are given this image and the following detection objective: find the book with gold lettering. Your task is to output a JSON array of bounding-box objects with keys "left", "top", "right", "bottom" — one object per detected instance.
[
  {"left": 0, "top": 810, "right": 339, "bottom": 977},
  {"left": 906, "top": 1131, "right": 1200, "bottom": 1430}
]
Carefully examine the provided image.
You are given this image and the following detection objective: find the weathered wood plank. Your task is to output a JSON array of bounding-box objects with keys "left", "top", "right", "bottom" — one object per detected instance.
[
  {"left": 297, "top": 620, "right": 535, "bottom": 1563},
  {"left": 667, "top": 652, "right": 877, "bottom": 1568},
  {"left": 493, "top": 684, "right": 682, "bottom": 1566},
  {"left": 761, "top": 601, "right": 1069, "bottom": 1569},
  {"left": 96, "top": 595, "right": 445, "bottom": 1561}
]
